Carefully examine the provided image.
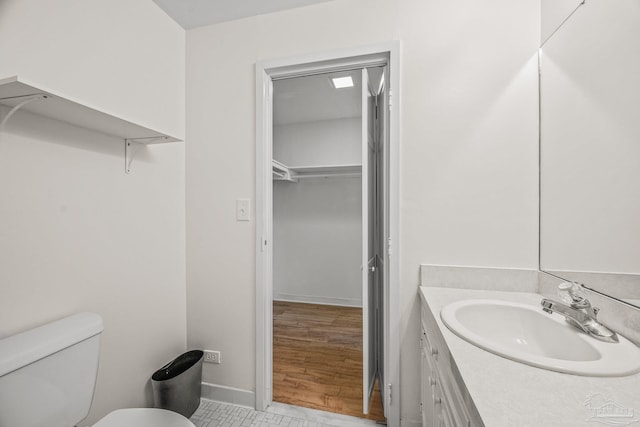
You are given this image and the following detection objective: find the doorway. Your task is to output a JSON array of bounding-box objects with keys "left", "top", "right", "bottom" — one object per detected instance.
[
  {"left": 271, "top": 67, "right": 383, "bottom": 419},
  {"left": 255, "top": 43, "right": 401, "bottom": 427}
]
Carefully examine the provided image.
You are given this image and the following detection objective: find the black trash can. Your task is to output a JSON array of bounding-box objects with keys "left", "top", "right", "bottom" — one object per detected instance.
[{"left": 151, "top": 350, "right": 204, "bottom": 418}]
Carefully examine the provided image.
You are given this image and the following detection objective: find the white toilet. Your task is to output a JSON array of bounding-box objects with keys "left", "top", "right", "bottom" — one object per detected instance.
[{"left": 0, "top": 312, "right": 195, "bottom": 427}]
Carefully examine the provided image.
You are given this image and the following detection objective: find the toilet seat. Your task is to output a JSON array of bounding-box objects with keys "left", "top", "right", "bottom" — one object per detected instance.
[{"left": 93, "top": 408, "right": 195, "bottom": 427}]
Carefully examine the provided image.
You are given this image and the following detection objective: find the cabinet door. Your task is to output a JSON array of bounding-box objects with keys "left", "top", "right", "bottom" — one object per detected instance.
[
  {"left": 438, "top": 362, "right": 471, "bottom": 427},
  {"left": 434, "top": 384, "right": 446, "bottom": 427},
  {"left": 420, "top": 342, "right": 430, "bottom": 425},
  {"left": 442, "top": 385, "right": 471, "bottom": 427},
  {"left": 421, "top": 298, "right": 480, "bottom": 427},
  {"left": 421, "top": 329, "right": 437, "bottom": 426},
  {"left": 435, "top": 384, "right": 459, "bottom": 427},
  {"left": 439, "top": 398, "right": 455, "bottom": 427}
]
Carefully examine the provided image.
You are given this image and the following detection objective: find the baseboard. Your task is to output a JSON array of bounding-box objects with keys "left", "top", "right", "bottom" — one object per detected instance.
[
  {"left": 400, "top": 419, "right": 422, "bottom": 427},
  {"left": 200, "top": 382, "right": 255, "bottom": 408},
  {"left": 273, "top": 292, "right": 362, "bottom": 307}
]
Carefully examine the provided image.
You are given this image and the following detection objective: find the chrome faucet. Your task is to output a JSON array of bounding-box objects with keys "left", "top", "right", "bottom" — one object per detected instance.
[{"left": 540, "top": 282, "right": 618, "bottom": 343}]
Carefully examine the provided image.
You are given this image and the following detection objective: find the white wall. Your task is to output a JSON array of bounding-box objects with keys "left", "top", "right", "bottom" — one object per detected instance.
[
  {"left": 0, "top": 1, "right": 186, "bottom": 425},
  {"left": 186, "top": 0, "right": 539, "bottom": 424},
  {"left": 0, "top": 0, "right": 185, "bottom": 139},
  {"left": 273, "top": 118, "right": 361, "bottom": 166},
  {"left": 273, "top": 177, "right": 362, "bottom": 306},
  {"left": 273, "top": 118, "right": 362, "bottom": 306},
  {"left": 540, "top": 0, "right": 583, "bottom": 43}
]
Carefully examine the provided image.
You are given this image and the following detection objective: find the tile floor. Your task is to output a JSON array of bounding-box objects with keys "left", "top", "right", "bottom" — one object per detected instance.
[{"left": 190, "top": 399, "right": 380, "bottom": 427}]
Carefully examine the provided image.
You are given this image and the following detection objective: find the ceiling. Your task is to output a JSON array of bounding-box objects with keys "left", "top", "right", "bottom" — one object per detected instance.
[
  {"left": 152, "top": 0, "right": 336, "bottom": 29},
  {"left": 273, "top": 71, "right": 362, "bottom": 126},
  {"left": 273, "top": 67, "right": 384, "bottom": 125}
]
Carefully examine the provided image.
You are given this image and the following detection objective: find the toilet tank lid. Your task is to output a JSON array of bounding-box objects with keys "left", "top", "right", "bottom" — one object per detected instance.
[{"left": 0, "top": 312, "right": 103, "bottom": 377}]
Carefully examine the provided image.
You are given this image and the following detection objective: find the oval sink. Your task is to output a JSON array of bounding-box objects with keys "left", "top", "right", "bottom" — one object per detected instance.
[{"left": 440, "top": 299, "right": 640, "bottom": 376}]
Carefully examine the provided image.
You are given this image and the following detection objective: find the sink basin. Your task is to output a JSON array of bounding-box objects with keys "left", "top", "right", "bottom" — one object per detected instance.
[{"left": 440, "top": 299, "right": 640, "bottom": 376}]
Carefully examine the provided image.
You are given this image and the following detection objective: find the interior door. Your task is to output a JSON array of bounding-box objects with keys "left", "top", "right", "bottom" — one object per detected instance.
[
  {"left": 362, "top": 68, "right": 377, "bottom": 415},
  {"left": 375, "top": 66, "right": 388, "bottom": 415}
]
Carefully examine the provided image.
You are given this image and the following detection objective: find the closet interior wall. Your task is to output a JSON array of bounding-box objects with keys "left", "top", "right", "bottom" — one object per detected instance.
[{"left": 273, "top": 116, "right": 363, "bottom": 307}]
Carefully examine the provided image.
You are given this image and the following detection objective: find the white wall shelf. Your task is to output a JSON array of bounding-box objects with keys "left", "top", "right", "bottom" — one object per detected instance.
[
  {"left": 272, "top": 159, "right": 361, "bottom": 181},
  {"left": 0, "top": 76, "right": 182, "bottom": 173}
]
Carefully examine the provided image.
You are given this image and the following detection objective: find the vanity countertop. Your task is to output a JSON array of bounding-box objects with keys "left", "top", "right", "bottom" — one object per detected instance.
[{"left": 420, "top": 287, "right": 640, "bottom": 427}]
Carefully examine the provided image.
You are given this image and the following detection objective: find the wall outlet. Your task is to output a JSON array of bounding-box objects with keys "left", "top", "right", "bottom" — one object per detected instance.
[{"left": 204, "top": 350, "right": 221, "bottom": 364}]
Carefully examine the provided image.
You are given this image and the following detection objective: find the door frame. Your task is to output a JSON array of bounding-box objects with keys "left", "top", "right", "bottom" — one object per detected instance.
[{"left": 255, "top": 41, "right": 401, "bottom": 426}]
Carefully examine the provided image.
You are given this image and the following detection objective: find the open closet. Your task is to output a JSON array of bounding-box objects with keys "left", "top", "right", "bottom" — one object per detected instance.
[
  {"left": 272, "top": 71, "right": 363, "bottom": 308},
  {"left": 270, "top": 67, "right": 386, "bottom": 421}
]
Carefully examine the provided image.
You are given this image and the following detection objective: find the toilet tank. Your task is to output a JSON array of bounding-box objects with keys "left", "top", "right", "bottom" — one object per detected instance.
[{"left": 0, "top": 312, "right": 103, "bottom": 427}]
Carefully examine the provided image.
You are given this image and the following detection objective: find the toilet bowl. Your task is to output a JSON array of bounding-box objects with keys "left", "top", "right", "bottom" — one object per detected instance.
[
  {"left": 0, "top": 312, "right": 196, "bottom": 427},
  {"left": 94, "top": 408, "right": 195, "bottom": 427}
]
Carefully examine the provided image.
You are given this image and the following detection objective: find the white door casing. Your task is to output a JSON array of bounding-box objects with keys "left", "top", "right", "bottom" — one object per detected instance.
[{"left": 255, "top": 42, "right": 401, "bottom": 426}]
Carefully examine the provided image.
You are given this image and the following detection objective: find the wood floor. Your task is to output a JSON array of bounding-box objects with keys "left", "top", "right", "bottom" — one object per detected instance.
[{"left": 273, "top": 301, "right": 385, "bottom": 421}]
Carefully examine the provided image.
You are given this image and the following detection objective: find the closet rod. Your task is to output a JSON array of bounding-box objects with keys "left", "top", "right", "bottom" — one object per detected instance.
[{"left": 295, "top": 172, "right": 361, "bottom": 179}]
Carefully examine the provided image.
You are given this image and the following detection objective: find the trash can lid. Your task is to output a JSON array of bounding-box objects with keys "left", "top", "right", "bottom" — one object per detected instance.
[
  {"left": 93, "top": 408, "right": 195, "bottom": 427},
  {"left": 152, "top": 350, "right": 204, "bottom": 382}
]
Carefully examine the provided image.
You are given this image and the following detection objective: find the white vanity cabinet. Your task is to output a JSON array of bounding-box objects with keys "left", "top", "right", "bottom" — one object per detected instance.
[{"left": 420, "top": 296, "right": 483, "bottom": 427}]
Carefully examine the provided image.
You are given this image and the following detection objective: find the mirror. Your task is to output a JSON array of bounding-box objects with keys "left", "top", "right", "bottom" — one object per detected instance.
[{"left": 539, "top": 0, "right": 640, "bottom": 306}]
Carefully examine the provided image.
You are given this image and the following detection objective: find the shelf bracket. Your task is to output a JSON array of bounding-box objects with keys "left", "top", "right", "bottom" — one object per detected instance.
[
  {"left": 272, "top": 160, "right": 299, "bottom": 183},
  {"left": 124, "top": 139, "right": 141, "bottom": 174},
  {"left": 0, "top": 93, "right": 49, "bottom": 130},
  {"left": 124, "top": 136, "right": 169, "bottom": 174}
]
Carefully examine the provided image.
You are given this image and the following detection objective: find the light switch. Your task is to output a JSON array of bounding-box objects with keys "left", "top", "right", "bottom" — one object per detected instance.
[{"left": 236, "top": 198, "right": 250, "bottom": 221}]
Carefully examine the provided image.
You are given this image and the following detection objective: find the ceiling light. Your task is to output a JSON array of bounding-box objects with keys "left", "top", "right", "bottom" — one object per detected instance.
[{"left": 331, "top": 76, "right": 354, "bottom": 89}]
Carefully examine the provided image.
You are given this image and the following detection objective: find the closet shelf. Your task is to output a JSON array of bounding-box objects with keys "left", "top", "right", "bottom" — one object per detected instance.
[
  {"left": 272, "top": 160, "right": 361, "bottom": 181},
  {"left": 0, "top": 76, "right": 182, "bottom": 174}
]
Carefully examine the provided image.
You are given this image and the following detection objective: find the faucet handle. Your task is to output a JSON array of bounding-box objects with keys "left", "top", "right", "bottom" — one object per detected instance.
[{"left": 558, "top": 282, "right": 590, "bottom": 308}]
